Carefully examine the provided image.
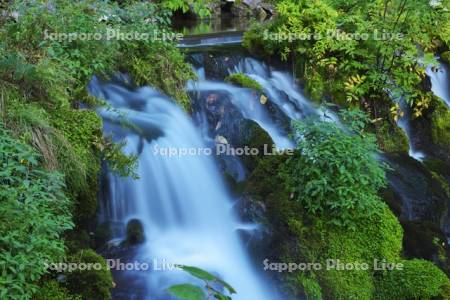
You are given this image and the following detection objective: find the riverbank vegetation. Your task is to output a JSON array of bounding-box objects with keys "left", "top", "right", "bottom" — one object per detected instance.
[
  {"left": 0, "top": 0, "right": 194, "bottom": 298},
  {"left": 244, "top": 109, "right": 449, "bottom": 299},
  {"left": 244, "top": 0, "right": 449, "bottom": 154}
]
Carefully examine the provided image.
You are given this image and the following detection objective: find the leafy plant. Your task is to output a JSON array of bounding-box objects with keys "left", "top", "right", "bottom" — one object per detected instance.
[
  {"left": 244, "top": 0, "right": 447, "bottom": 118},
  {"left": 0, "top": 124, "right": 73, "bottom": 299},
  {"left": 284, "top": 110, "right": 387, "bottom": 228},
  {"left": 167, "top": 265, "right": 236, "bottom": 300},
  {"left": 159, "top": 0, "right": 212, "bottom": 19}
]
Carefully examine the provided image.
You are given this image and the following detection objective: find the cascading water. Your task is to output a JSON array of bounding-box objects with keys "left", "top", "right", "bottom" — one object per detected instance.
[
  {"left": 90, "top": 77, "right": 276, "bottom": 300},
  {"left": 187, "top": 57, "right": 339, "bottom": 153},
  {"left": 188, "top": 79, "right": 295, "bottom": 149},
  {"left": 395, "top": 98, "right": 426, "bottom": 161},
  {"left": 426, "top": 61, "right": 450, "bottom": 107}
]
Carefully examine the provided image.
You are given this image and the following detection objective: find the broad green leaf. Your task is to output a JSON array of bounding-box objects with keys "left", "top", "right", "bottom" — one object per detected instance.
[{"left": 166, "top": 284, "right": 205, "bottom": 300}]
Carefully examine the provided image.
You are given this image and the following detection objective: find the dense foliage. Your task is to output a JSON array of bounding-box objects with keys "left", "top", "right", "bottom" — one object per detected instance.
[
  {"left": 0, "top": 126, "right": 73, "bottom": 299},
  {"left": 284, "top": 110, "right": 387, "bottom": 228},
  {"left": 243, "top": 0, "right": 449, "bottom": 144},
  {"left": 0, "top": 0, "right": 196, "bottom": 298}
]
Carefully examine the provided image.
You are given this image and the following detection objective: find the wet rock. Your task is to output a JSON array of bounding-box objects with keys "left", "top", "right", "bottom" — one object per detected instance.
[
  {"left": 94, "top": 221, "right": 124, "bottom": 249},
  {"left": 235, "top": 195, "right": 273, "bottom": 262},
  {"left": 411, "top": 96, "right": 450, "bottom": 163},
  {"left": 125, "top": 219, "right": 144, "bottom": 245},
  {"left": 258, "top": 2, "right": 275, "bottom": 16},
  {"left": 401, "top": 220, "right": 448, "bottom": 262},
  {"left": 383, "top": 153, "right": 448, "bottom": 225},
  {"left": 441, "top": 51, "right": 450, "bottom": 64}
]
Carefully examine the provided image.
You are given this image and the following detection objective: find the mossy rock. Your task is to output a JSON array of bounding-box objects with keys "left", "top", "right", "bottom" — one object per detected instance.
[
  {"left": 441, "top": 51, "right": 450, "bottom": 64},
  {"left": 430, "top": 98, "right": 450, "bottom": 151},
  {"left": 50, "top": 108, "right": 103, "bottom": 228},
  {"left": 225, "top": 73, "right": 264, "bottom": 92},
  {"left": 316, "top": 204, "right": 403, "bottom": 300},
  {"left": 125, "top": 219, "right": 144, "bottom": 245},
  {"left": 375, "top": 121, "right": 409, "bottom": 153},
  {"left": 238, "top": 120, "right": 275, "bottom": 172},
  {"left": 35, "top": 280, "right": 81, "bottom": 300},
  {"left": 65, "top": 249, "right": 114, "bottom": 300},
  {"left": 376, "top": 259, "right": 450, "bottom": 300}
]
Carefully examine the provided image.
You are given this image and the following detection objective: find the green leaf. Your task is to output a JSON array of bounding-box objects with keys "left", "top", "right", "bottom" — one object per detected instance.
[
  {"left": 166, "top": 284, "right": 205, "bottom": 300},
  {"left": 178, "top": 265, "right": 216, "bottom": 281},
  {"left": 179, "top": 265, "right": 236, "bottom": 294}
]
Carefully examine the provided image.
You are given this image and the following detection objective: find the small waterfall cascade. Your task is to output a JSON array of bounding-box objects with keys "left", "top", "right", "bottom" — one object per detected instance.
[
  {"left": 395, "top": 98, "right": 426, "bottom": 161},
  {"left": 187, "top": 57, "right": 339, "bottom": 152},
  {"left": 426, "top": 61, "right": 450, "bottom": 108},
  {"left": 90, "top": 77, "right": 276, "bottom": 300}
]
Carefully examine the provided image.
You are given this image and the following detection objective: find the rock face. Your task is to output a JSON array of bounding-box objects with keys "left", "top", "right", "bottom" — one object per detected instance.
[
  {"left": 235, "top": 194, "right": 274, "bottom": 269},
  {"left": 229, "top": 0, "right": 275, "bottom": 18},
  {"left": 384, "top": 153, "right": 448, "bottom": 224}
]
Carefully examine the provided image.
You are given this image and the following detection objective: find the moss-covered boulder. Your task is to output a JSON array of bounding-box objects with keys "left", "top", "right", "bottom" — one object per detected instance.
[
  {"left": 441, "top": 51, "right": 450, "bottom": 64},
  {"left": 376, "top": 259, "right": 450, "bottom": 299},
  {"left": 225, "top": 73, "right": 264, "bottom": 92},
  {"left": 125, "top": 219, "right": 145, "bottom": 245},
  {"left": 298, "top": 205, "right": 402, "bottom": 300},
  {"left": 65, "top": 249, "right": 114, "bottom": 300},
  {"left": 35, "top": 280, "right": 80, "bottom": 300},
  {"left": 238, "top": 120, "right": 275, "bottom": 172},
  {"left": 430, "top": 98, "right": 450, "bottom": 151},
  {"left": 375, "top": 121, "right": 409, "bottom": 153}
]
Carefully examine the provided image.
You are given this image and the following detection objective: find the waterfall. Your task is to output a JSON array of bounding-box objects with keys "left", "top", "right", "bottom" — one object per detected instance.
[
  {"left": 187, "top": 58, "right": 339, "bottom": 152},
  {"left": 395, "top": 98, "right": 425, "bottom": 161},
  {"left": 90, "top": 77, "right": 275, "bottom": 300},
  {"left": 426, "top": 61, "right": 450, "bottom": 108},
  {"left": 187, "top": 79, "right": 295, "bottom": 149}
]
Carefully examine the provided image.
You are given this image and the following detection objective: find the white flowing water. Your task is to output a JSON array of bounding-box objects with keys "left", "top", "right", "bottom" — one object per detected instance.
[
  {"left": 187, "top": 58, "right": 339, "bottom": 151},
  {"left": 395, "top": 98, "right": 426, "bottom": 161},
  {"left": 188, "top": 79, "right": 295, "bottom": 149},
  {"left": 426, "top": 62, "right": 450, "bottom": 108},
  {"left": 90, "top": 78, "right": 275, "bottom": 300}
]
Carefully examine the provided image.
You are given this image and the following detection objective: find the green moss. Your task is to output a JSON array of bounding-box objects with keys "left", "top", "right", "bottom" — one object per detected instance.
[
  {"left": 295, "top": 204, "right": 402, "bottom": 300},
  {"left": 376, "top": 259, "right": 450, "bottom": 300},
  {"left": 375, "top": 121, "right": 409, "bottom": 153},
  {"left": 297, "top": 275, "right": 322, "bottom": 300},
  {"left": 225, "top": 73, "right": 264, "bottom": 92},
  {"left": 35, "top": 280, "right": 80, "bottom": 300},
  {"left": 120, "top": 42, "right": 194, "bottom": 111},
  {"left": 50, "top": 108, "right": 102, "bottom": 227},
  {"left": 430, "top": 97, "right": 450, "bottom": 151},
  {"left": 65, "top": 249, "right": 114, "bottom": 300},
  {"left": 441, "top": 51, "right": 450, "bottom": 64},
  {"left": 245, "top": 154, "right": 402, "bottom": 299},
  {"left": 239, "top": 121, "right": 275, "bottom": 172}
]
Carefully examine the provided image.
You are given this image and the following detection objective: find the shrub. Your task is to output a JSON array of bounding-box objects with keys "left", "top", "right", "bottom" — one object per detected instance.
[{"left": 284, "top": 113, "right": 387, "bottom": 228}]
